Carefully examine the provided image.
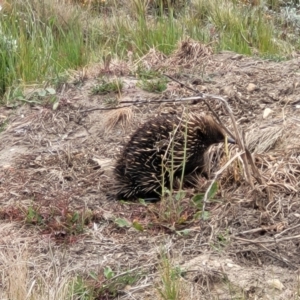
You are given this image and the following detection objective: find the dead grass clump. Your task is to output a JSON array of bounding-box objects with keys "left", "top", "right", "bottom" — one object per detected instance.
[
  {"left": 245, "top": 124, "right": 284, "bottom": 153},
  {"left": 1, "top": 245, "right": 28, "bottom": 300},
  {"left": 200, "top": 117, "right": 300, "bottom": 196},
  {"left": 136, "top": 48, "right": 168, "bottom": 71},
  {"left": 188, "top": 116, "right": 300, "bottom": 268},
  {"left": 160, "top": 38, "right": 213, "bottom": 71},
  {"left": 102, "top": 107, "right": 134, "bottom": 133}
]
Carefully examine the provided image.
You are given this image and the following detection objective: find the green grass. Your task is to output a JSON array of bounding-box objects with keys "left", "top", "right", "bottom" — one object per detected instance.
[
  {"left": 91, "top": 78, "right": 123, "bottom": 95},
  {"left": 156, "top": 250, "right": 186, "bottom": 300},
  {"left": 137, "top": 77, "right": 168, "bottom": 93},
  {"left": 0, "top": 0, "right": 298, "bottom": 102},
  {"left": 0, "top": 0, "right": 90, "bottom": 98}
]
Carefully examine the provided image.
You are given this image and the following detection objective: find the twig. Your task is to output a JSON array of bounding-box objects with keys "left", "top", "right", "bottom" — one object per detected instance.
[
  {"left": 204, "top": 93, "right": 253, "bottom": 187},
  {"left": 78, "top": 98, "right": 200, "bottom": 113},
  {"left": 274, "top": 224, "right": 300, "bottom": 239},
  {"left": 232, "top": 236, "right": 294, "bottom": 268},
  {"left": 235, "top": 228, "right": 266, "bottom": 235},
  {"left": 164, "top": 75, "right": 260, "bottom": 189},
  {"left": 164, "top": 74, "right": 235, "bottom": 139},
  {"left": 101, "top": 263, "right": 157, "bottom": 286},
  {"left": 275, "top": 234, "right": 300, "bottom": 243},
  {"left": 202, "top": 151, "right": 244, "bottom": 218}
]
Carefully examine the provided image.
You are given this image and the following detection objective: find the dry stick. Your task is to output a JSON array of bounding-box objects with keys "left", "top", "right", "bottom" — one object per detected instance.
[
  {"left": 165, "top": 74, "right": 256, "bottom": 188},
  {"left": 79, "top": 96, "right": 209, "bottom": 113},
  {"left": 202, "top": 151, "right": 244, "bottom": 217},
  {"left": 163, "top": 75, "right": 235, "bottom": 139},
  {"left": 81, "top": 75, "right": 264, "bottom": 195},
  {"left": 274, "top": 223, "right": 300, "bottom": 239},
  {"left": 204, "top": 93, "right": 253, "bottom": 188},
  {"left": 232, "top": 236, "right": 294, "bottom": 268}
]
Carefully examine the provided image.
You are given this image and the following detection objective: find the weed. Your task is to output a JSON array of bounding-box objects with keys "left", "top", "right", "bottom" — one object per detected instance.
[
  {"left": 2, "top": 202, "right": 94, "bottom": 242},
  {"left": 77, "top": 267, "right": 143, "bottom": 299},
  {"left": 25, "top": 205, "right": 43, "bottom": 225},
  {"left": 104, "top": 266, "right": 115, "bottom": 280},
  {"left": 156, "top": 251, "right": 185, "bottom": 300},
  {"left": 70, "top": 276, "right": 95, "bottom": 300},
  {"left": 9, "top": 87, "right": 58, "bottom": 106},
  {"left": 91, "top": 79, "right": 123, "bottom": 95},
  {"left": 137, "top": 77, "right": 168, "bottom": 93},
  {"left": 61, "top": 208, "right": 93, "bottom": 236},
  {"left": 0, "top": 118, "right": 8, "bottom": 133},
  {"left": 103, "top": 96, "right": 119, "bottom": 108},
  {"left": 0, "top": 0, "right": 297, "bottom": 98},
  {"left": 0, "top": 0, "right": 89, "bottom": 97},
  {"left": 192, "top": 181, "right": 218, "bottom": 220},
  {"left": 156, "top": 114, "right": 190, "bottom": 225},
  {"left": 211, "top": 229, "right": 230, "bottom": 252},
  {"left": 97, "top": 268, "right": 141, "bottom": 298},
  {"left": 114, "top": 217, "right": 144, "bottom": 231},
  {"left": 136, "top": 65, "right": 162, "bottom": 80}
]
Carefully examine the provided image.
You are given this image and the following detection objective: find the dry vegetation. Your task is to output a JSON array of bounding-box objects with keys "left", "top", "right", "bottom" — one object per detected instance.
[
  {"left": 1, "top": 39, "right": 300, "bottom": 299},
  {"left": 1, "top": 0, "right": 300, "bottom": 299}
]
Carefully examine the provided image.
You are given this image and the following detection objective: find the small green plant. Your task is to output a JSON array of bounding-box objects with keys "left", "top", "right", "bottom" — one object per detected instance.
[
  {"left": 91, "top": 79, "right": 123, "bottom": 95},
  {"left": 0, "top": 118, "right": 8, "bottom": 133},
  {"left": 156, "top": 251, "right": 185, "bottom": 300},
  {"left": 192, "top": 181, "right": 219, "bottom": 220},
  {"left": 114, "top": 217, "right": 144, "bottom": 231},
  {"left": 5, "top": 87, "right": 57, "bottom": 106},
  {"left": 211, "top": 229, "right": 230, "bottom": 252},
  {"left": 63, "top": 209, "right": 93, "bottom": 235},
  {"left": 136, "top": 65, "right": 162, "bottom": 80},
  {"left": 25, "top": 205, "right": 43, "bottom": 225},
  {"left": 18, "top": 202, "right": 94, "bottom": 240},
  {"left": 70, "top": 276, "right": 95, "bottom": 300},
  {"left": 103, "top": 97, "right": 119, "bottom": 108},
  {"left": 93, "top": 268, "right": 142, "bottom": 298},
  {"left": 104, "top": 267, "right": 115, "bottom": 280},
  {"left": 137, "top": 78, "right": 168, "bottom": 93}
]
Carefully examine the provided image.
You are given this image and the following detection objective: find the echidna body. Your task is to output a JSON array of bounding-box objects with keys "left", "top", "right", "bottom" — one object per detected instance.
[{"left": 114, "top": 113, "right": 231, "bottom": 200}]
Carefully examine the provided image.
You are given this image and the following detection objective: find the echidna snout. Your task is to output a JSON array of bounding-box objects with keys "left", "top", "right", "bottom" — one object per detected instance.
[{"left": 113, "top": 113, "right": 231, "bottom": 201}]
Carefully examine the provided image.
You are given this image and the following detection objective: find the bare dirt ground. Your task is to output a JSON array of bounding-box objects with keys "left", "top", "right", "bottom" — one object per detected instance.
[{"left": 1, "top": 41, "right": 300, "bottom": 299}]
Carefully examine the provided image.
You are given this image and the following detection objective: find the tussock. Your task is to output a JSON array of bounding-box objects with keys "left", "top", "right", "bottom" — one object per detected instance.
[
  {"left": 195, "top": 116, "right": 300, "bottom": 269},
  {"left": 204, "top": 118, "right": 300, "bottom": 194},
  {"left": 103, "top": 107, "right": 133, "bottom": 133},
  {"left": 135, "top": 48, "right": 167, "bottom": 70},
  {"left": 245, "top": 124, "right": 284, "bottom": 153},
  {"left": 160, "top": 38, "right": 213, "bottom": 71}
]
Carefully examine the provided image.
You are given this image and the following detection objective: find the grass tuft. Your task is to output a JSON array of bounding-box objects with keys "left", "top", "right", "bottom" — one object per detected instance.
[{"left": 91, "top": 78, "right": 123, "bottom": 95}]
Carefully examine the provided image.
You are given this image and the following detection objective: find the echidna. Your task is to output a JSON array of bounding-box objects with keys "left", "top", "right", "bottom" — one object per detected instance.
[{"left": 113, "top": 113, "right": 234, "bottom": 201}]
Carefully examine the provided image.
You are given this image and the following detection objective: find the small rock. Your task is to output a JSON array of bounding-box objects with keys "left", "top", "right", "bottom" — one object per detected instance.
[
  {"left": 198, "top": 85, "right": 208, "bottom": 92},
  {"left": 263, "top": 108, "right": 273, "bottom": 119},
  {"left": 222, "top": 86, "right": 236, "bottom": 97},
  {"left": 247, "top": 83, "right": 257, "bottom": 92},
  {"left": 266, "top": 279, "right": 284, "bottom": 291}
]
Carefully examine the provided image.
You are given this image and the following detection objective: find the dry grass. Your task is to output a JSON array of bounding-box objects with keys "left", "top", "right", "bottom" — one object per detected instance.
[
  {"left": 0, "top": 240, "right": 85, "bottom": 300},
  {"left": 1, "top": 245, "right": 28, "bottom": 300},
  {"left": 162, "top": 38, "right": 214, "bottom": 70},
  {"left": 1, "top": 40, "right": 300, "bottom": 299},
  {"left": 103, "top": 107, "right": 134, "bottom": 133}
]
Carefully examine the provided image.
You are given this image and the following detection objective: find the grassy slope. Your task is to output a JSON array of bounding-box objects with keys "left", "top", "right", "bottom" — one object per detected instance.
[{"left": 0, "top": 0, "right": 297, "bottom": 102}]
